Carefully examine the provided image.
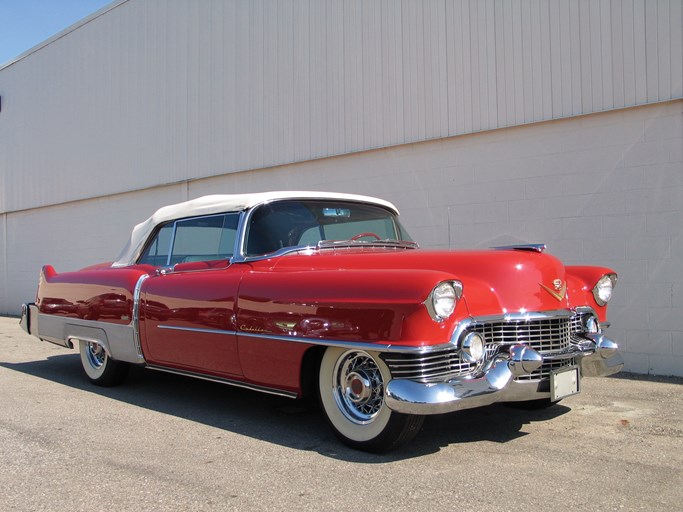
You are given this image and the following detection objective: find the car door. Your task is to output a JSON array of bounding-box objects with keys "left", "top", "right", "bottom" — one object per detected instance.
[{"left": 139, "top": 213, "right": 246, "bottom": 376}]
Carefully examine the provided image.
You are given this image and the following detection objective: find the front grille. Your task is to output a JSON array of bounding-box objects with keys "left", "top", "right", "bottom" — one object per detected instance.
[
  {"left": 468, "top": 316, "right": 571, "bottom": 352},
  {"left": 382, "top": 310, "right": 591, "bottom": 383},
  {"left": 469, "top": 314, "right": 574, "bottom": 380},
  {"left": 382, "top": 349, "right": 476, "bottom": 382}
]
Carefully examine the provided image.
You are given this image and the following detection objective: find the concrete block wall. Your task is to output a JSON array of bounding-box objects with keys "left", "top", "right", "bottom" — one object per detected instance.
[{"left": 3, "top": 100, "right": 682, "bottom": 375}]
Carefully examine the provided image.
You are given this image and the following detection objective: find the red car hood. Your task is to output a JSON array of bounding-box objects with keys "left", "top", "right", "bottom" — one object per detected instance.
[{"left": 267, "top": 248, "right": 571, "bottom": 317}]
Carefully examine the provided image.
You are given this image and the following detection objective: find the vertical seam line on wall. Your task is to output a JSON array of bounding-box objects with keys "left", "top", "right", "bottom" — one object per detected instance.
[
  {"left": 599, "top": 0, "right": 604, "bottom": 107},
  {"left": 666, "top": 0, "right": 672, "bottom": 101},
  {"left": 400, "top": 0, "right": 406, "bottom": 142},
  {"left": 589, "top": 0, "right": 594, "bottom": 112},
  {"left": 607, "top": 0, "right": 614, "bottom": 106},
  {"left": 549, "top": 0, "right": 555, "bottom": 117},
  {"left": 342, "top": 0, "right": 347, "bottom": 151},
  {"left": 444, "top": 0, "right": 451, "bottom": 135},
  {"left": 469, "top": 0, "right": 475, "bottom": 130},
  {"left": 667, "top": 0, "right": 671, "bottom": 97},
  {"left": 513, "top": 0, "right": 518, "bottom": 121},
  {"left": 2, "top": 213, "right": 7, "bottom": 311},
  {"left": 519, "top": 0, "right": 532, "bottom": 123},
  {"left": 307, "top": 0, "right": 312, "bottom": 161},
  {"left": 620, "top": 0, "right": 625, "bottom": 107}
]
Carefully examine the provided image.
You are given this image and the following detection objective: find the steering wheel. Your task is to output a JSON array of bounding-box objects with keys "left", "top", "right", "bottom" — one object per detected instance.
[{"left": 350, "top": 232, "right": 382, "bottom": 241}]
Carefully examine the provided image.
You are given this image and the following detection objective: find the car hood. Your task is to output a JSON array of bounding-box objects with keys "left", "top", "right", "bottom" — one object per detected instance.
[{"left": 267, "top": 248, "right": 571, "bottom": 317}]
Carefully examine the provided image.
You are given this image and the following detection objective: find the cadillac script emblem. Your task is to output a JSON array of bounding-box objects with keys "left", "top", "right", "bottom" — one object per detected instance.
[{"left": 540, "top": 279, "right": 567, "bottom": 301}]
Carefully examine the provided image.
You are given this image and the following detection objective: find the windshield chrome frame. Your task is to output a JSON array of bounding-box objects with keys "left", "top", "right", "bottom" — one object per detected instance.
[{"left": 232, "top": 198, "right": 410, "bottom": 263}]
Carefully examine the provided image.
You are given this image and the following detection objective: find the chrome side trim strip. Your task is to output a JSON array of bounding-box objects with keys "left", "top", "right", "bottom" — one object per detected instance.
[
  {"left": 133, "top": 273, "right": 149, "bottom": 362},
  {"left": 158, "top": 323, "right": 453, "bottom": 354},
  {"left": 158, "top": 325, "right": 238, "bottom": 336},
  {"left": 159, "top": 308, "right": 581, "bottom": 356},
  {"left": 145, "top": 365, "right": 298, "bottom": 399}
]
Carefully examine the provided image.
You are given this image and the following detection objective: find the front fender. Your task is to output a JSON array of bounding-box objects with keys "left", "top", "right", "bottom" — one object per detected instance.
[
  {"left": 565, "top": 266, "right": 617, "bottom": 322},
  {"left": 236, "top": 268, "right": 464, "bottom": 346}
]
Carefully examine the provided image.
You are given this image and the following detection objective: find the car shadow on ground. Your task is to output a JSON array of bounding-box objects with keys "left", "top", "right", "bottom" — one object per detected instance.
[
  {"left": 1, "top": 352, "right": 571, "bottom": 462},
  {"left": 609, "top": 371, "right": 683, "bottom": 385}
]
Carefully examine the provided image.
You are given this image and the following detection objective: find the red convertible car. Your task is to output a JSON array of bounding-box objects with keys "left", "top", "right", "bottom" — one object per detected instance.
[{"left": 20, "top": 191, "right": 623, "bottom": 452}]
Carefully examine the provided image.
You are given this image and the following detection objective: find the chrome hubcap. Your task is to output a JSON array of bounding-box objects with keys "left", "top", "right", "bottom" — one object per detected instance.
[
  {"left": 85, "top": 342, "right": 106, "bottom": 369},
  {"left": 345, "top": 372, "right": 373, "bottom": 403},
  {"left": 333, "top": 351, "right": 384, "bottom": 424}
]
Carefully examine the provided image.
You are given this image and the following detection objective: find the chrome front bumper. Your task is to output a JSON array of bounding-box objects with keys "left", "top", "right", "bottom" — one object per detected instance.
[{"left": 384, "top": 335, "right": 623, "bottom": 415}]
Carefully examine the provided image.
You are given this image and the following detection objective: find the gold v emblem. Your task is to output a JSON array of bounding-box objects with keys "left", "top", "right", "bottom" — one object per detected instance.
[{"left": 540, "top": 281, "right": 567, "bottom": 301}]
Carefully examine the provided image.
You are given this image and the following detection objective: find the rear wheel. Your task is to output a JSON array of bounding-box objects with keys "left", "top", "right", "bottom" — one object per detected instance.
[
  {"left": 79, "top": 340, "right": 129, "bottom": 387},
  {"left": 318, "top": 347, "right": 423, "bottom": 453}
]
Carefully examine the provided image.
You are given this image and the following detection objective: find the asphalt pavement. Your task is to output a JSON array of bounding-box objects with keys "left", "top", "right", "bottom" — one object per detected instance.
[{"left": 1, "top": 315, "right": 681, "bottom": 511}]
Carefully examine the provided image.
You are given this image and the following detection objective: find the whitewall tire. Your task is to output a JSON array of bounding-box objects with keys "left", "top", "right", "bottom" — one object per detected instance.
[
  {"left": 78, "top": 340, "right": 129, "bottom": 387},
  {"left": 318, "top": 347, "right": 423, "bottom": 452}
]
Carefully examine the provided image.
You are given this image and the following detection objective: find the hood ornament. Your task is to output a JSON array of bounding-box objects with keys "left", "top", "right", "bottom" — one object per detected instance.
[{"left": 540, "top": 279, "right": 566, "bottom": 301}]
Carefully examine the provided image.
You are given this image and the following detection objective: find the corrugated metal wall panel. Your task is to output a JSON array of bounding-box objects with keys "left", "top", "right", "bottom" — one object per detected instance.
[
  {"left": 672, "top": 0, "right": 683, "bottom": 99},
  {"left": 1, "top": 0, "right": 682, "bottom": 213},
  {"left": 634, "top": 0, "right": 649, "bottom": 103},
  {"left": 381, "top": 0, "right": 405, "bottom": 147}
]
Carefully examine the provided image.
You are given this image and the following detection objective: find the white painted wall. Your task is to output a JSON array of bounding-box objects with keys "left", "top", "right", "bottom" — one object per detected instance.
[{"left": 4, "top": 100, "right": 682, "bottom": 375}]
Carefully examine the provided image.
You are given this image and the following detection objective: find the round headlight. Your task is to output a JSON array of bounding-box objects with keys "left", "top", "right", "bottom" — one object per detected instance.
[
  {"left": 432, "top": 282, "right": 456, "bottom": 320},
  {"left": 593, "top": 274, "right": 617, "bottom": 306},
  {"left": 461, "top": 332, "right": 485, "bottom": 363}
]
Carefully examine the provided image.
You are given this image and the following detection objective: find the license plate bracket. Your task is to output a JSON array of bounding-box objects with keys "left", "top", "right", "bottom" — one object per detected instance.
[{"left": 550, "top": 366, "right": 580, "bottom": 402}]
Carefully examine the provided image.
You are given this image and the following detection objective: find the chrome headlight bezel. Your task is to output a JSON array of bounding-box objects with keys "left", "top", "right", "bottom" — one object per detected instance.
[
  {"left": 461, "top": 332, "right": 485, "bottom": 363},
  {"left": 426, "top": 280, "right": 463, "bottom": 322},
  {"left": 592, "top": 273, "right": 617, "bottom": 306}
]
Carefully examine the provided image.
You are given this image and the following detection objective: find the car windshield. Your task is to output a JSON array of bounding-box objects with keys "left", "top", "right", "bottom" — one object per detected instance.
[{"left": 245, "top": 200, "right": 413, "bottom": 256}]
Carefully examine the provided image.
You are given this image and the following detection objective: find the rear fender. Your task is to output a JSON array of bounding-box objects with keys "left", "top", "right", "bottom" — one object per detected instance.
[{"left": 33, "top": 264, "right": 151, "bottom": 364}]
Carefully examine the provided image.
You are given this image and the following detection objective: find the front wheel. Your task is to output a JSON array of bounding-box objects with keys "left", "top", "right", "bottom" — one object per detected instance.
[
  {"left": 318, "top": 347, "right": 424, "bottom": 453},
  {"left": 79, "top": 340, "right": 129, "bottom": 387}
]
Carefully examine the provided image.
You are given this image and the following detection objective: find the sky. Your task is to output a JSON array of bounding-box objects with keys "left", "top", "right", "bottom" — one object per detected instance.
[{"left": 0, "top": 0, "right": 114, "bottom": 67}]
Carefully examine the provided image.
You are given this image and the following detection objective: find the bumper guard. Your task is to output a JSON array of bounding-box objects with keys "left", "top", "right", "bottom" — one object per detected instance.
[{"left": 385, "top": 335, "right": 623, "bottom": 415}]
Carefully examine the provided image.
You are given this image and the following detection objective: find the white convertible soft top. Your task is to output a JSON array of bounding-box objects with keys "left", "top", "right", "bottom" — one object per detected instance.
[{"left": 112, "top": 191, "right": 399, "bottom": 267}]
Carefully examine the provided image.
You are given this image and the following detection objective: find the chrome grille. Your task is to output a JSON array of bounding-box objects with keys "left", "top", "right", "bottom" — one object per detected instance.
[
  {"left": 467, "top": 314, "right": 575, "bottom": 381},
  {"left": 468, "top": 316, "right": 571, "bottom": 353},
  {"left": 382, "top": 349, "right": 476, "bottom": 383},
  {"left": 383, "top": 310, "right": 591, "bottom": 383}
]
